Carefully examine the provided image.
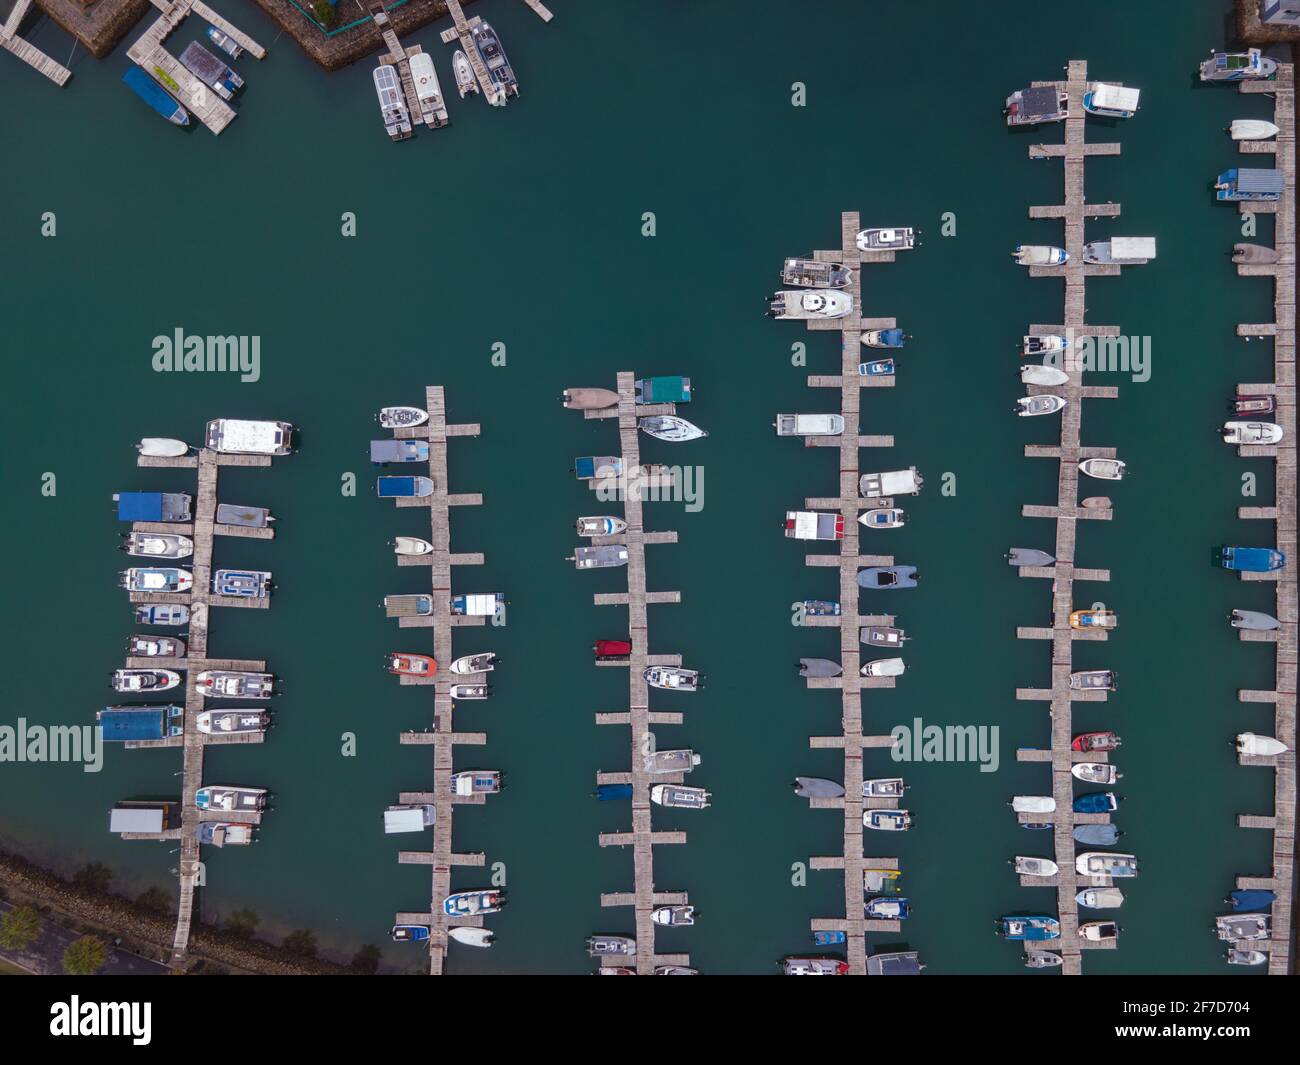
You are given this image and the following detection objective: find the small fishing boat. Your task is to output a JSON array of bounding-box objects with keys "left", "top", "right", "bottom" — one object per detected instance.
[
  {"left": 1074, "top": 824, "right": 1121, "bottom": 846},
  {"left": 1072, "top": 762, "right": 1120, "bottom": 784},
  {"left": 768, "top": 290, "right": 853, "bottom": 319},
  {"left": 383, "top": 594, "right": 433, "bottom": 618},
  {"left": 196, "top": 785, "right": 268, "bottom": 812},
  {"left": 449, "top": 683, "right": 490, "bottom": 700},
  {"left": 856, "top": 227, "right": 916, "bottom": 251},
  {"left": 862, "top": 328, "right": 907, "bottom": 349},
  {"left": 639, "top": 415, "right": 707, "bottom": 442},
  {"left": 1227, "top": 889, "right": 1275, "bottom": 911},
  {"left": 1231, "top": 393, "right": 1276, "bottom": 415},
  {"left": 1017, "top": 394, "right": 1066, "bottom": 417},
  {"left": 126, "top": 634, "right": 184, "bottom": 658},
  {"left": 782, "top": 957, "right": 851, "bottom": 976},
  {"left": 134, "top": 604, "right": 189, "bottom": 626},
  {"left": 1079, "top": 921, "right": 1119, "bottom": 943},
  {"left": 864, "top": 809, "right": 911, "bottom": 831},
  {"left": 1013, "top": 856, "right": 1059, "bottom": 877},
  {"left": 645, "top": 749, "right": 700, "bottom": 774},
  {"left": 650, "top": 784, "right": 711, "bottom": 809},
  {"left": 812, "top": 930, "right": 847, "bottom": 946},
  {"left": 111, "top": 668, "right": 181, "bottom": 692},
  {"left": 569, "top": 545, "right": 629, "bottom": 570},
  {"left": 196, "top": 670, "right": 274, "bottom": 699},
  {"left": 587, "top": 936, "right": 636, "bottom": 957},
  {"left": 369, "top": 439, "right": 429, "bottom": 464},
  {"left": 1076, "top": 887, "right": 1125, "bottom": 909},
  {"left": 449, "top": 652, "right": 496, "bottom": 675},
  {"left": 1219, "top": 546, "right": 1286, "bottom": 572},
  {"left": 863, "top": 777, "right": 905, "bottom": 798},
  {"left": 1070, "top": 609, "right": 1117, "bottom": 629},
  {"left": 1229, "top": 609, "right": 1281, "bottom": 631},
  {"left": 393, "top": 536, "right": 434, "bottom": 556},
  {"left": 1073, "top": 731, "right": 1121, "bottom": 753},
  {"left": 1070, "top": 669, "right": 1117, "bottom": 692},
  {"left": 1229, "top": 119, "right": 1279, "bottom": 140},
  {"left": 861, "top": 625, "right": 907, "bottom": 649},
  {"left": 1076, "top": 852, "right": 1138, "bottom": 878},
  {"left": 207, "top": 27, "right": 243, "bottom": 59},
  {"left": 997, "top": 916, "right": 1060, "bottom": 941},
  {"left": 1236, "top": 733, "right": 1289, "bottom": 757},
  {"left": 377, "top": 476, "right": 434, "bottom": 499},
  {"left": 858, "top": 359, "right": 896, "bottom": 377},
  {"left": 576, "top": 515, "right": 627, "bottom": 537},
  {"left": 1013, "top": 245, "right": 1068, "bottom": 266},
  {"left": 1200, "top": 48, "right": 1276, "bottom": 82},
  {"left": 387, "top": 653, "right": 435, "bottom": 677},
  {"left": 859, "top": 507, "right": 905, "bottom": 530},
  {"left": 391, "top": 925, "right": 429, "bottom": 943},
  {"left": 857, "top": 565, "right": 918, "bottom": 589},
  {"left": 1222, "top": 421, "right": 1284, "bottom": 444},
  {"left": 212, "top": 569, "right": 271, "bottom": 599},
  {"left": 802, "top": 599, "right": 840, "bottom": 617},
  {"left": 798, "top": 658, "right": 841, "bottom": 679},
  {"left": 1025, "top": 951, "right": 1063, "bottom": 969},
  {"left": 215, "top": 503, "right": 273, "bottom": 528},
  {"left": 1079, "top": 457, "right": 1126, "bottom": 481},
  {"left": 448, "top": 927, "right": 495, "bottom": 948},
  {"left": 120, "top": 567, "right": 193, "bottom": 593},
  {"left": 793, "top": 777, "right": 845, "bottom": 799},
  {"left": 644, "top": 666, "right": 700, "bottom": 691},
  {"left": 562, "top": 387, "right": 620, "bottom": 410},
  {"left": 865, "top": 897, "right": 910, "bottom": 920},
  {"left": 1006, "top": 547, "right": 1055, "bottom": 567},
  {"left": 1073, "top": 792, "right": 1118, "bottom": 814},
  {"left": 196, "top": 710, "right": 269, "bottom": 735},
  {"left": 652, "top": 905, "right": 695, "bottom": 927},
  {"left": 443, "top": 890, "right": 505, "bottom": 917},
  {"left": 775, "top": 413, "right": 844, "bottom": 436},
  {"left": 1231, "top": 244, "right": 1279, "bottom": 267},
  {"left": 1023, "top": 334, "right": 1067, "bottom": 355},
  {"left": 861, "top": 657, "right": 905, "bottom": 678},
  {"left": 1082, "top": 83, "right": 1140, "bottom": 118},
  {"left": 452, "top": 49, "right": 478, "bottom": 96},
  {"left": 136, "top": 438, "right": 189, "bottom": 457},
  {"left": 123, "top": 532, "right": 194, "bottom": 559},
  {"left": 1215, "top": 914, "right": 1270, "bottom": 941},
  {"left": 1021, "top": 364, "right": 1069, "bottom": 387},
  {"left": 782, "top": 257, "right": 853, "bottom": 288},
  {"left": 197, "top": 822, "right": 254, "bottom": 847},
  {"left": 377, "top": 406, "right": 428, "bottom": 429},
  {"left": 1010, "top": 796, "right": 1055, "bottom": 814},
  {"left": 1226, "top": 948, "right": 1267, "bottom": 966}
]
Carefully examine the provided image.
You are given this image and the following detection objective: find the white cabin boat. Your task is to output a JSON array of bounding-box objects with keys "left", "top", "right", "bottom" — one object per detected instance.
[
  {"left": 1236, "top": 733, "right": 1289, "bottom": 757},
  {"left": 775, "top": 413, "right": 844, "bottom": 437},
  {"left": 1229, "top": 119, "right": 1279, "bottom": 141},
  {"left": 1222, "top": 421, "right": 1284, "bottom": 445},
  {"left": 205, "top": 419, "right": 293, "bottom": 456},
  {"left": 1017, "top": 394, "right": 1066, "bottom": 417},
  {"left": 856, "top": 227, "right": 915, "bottom": 251},
  {"left": 769, "top": 290, "right": 853, "bottom": 319},
  {"left": 1013, "top": 245, "right": 1068, "bottom": 266},
  {"left": 409, "top": 52, "right": 448, "bottom": 128},
  {"left": 1021, "top": 364, "right": 1069, "bottom": 387},
  {"left": 1014, "top": 856, "right": 1059, "bottom": 877},
  {"left": 1082, "top": 83, "right": 1140, "bottom": 118}
]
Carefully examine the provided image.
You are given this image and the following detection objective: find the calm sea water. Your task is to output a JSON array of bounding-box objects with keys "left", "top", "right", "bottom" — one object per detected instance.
[{"left": 0, "top": 0, "right": 1283, "bottom": 974}]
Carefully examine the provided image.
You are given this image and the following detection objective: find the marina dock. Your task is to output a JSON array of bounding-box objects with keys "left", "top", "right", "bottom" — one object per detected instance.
[
  {"left": 124, "top": 444, "right": 285, "bottom": 967},
  {"left": 384, "top": 386, "right": 492, "bottom": 976},
  {"left": 579, "top": 372, "right": 691, "bottom": 975},
  {"left": 1011, "top": 60, "right": 1126, "bottom": 974},
  {"left": 1226, "top": 64, "right": 1297, "bottom": 978},
  {"left": 0, "top": 0, "right": 71, "bottom": 85}
]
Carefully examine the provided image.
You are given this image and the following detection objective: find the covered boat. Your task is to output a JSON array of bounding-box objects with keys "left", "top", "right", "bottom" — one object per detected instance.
[
  {"left": 793, "top": 777, "right": 844, "bottom": 799},
  {"left": 1071, "top": 762, "right": 1120, "bottom": 784},
  {"left": 857, "top": 565, "right": 918, "bottom": 589},
  {"left": 862, "top": 328, "right": 907, "bottom": 349},
  {"left": 638, "top": 415, "right": 707, "bottom": 442},
  {"left": 1228, "top": 889, "right": 1275, "bottom": 912},
  {"left": 1006, "top": 547, "right": 1054, "bottom": 567},
  {"left": 196, "top": 670, "right": 274, "bottom": 698},
  {"left": 205, "top": 419, "right": 293, "bottom": 457},
  {"left": 861, "top": 657, "right": 905, "bottom": 678},
  {"left": 997, "top": 916, "right": 1059, "bottom": 941},
  {"left": 562, "top": 387, "right": 620, "bottom": 410},
  {"left": 1229, "top": 119, "right": 1279, "bottom": 140},
  {"left": 1021, "top": 364, "right": 1069, "bottom": 387},
  {"left": 768, "top": 289, "right": 853, "bottom": 319},
  {"left": 644, "top": 666, "right": 700, "bottom": 690},
  {"left": 1229, "top": 609, "right": 1280, "bottom": 631},
  {"left": 596, "top": 783, "right": 633, "bottom": 801},
  {"left": 859, "top": 467, "right": 923, "bottom": 497},
  {"left": 575, "top": 455, "right": 621, "bottom": 481},
  {"left": 1215, "top": 914, "right": 1270, "bottom": 941},
  {"left": 137, "top": 438, "right": 189, "bottom": 457},
  {"left": 1236, "top": 733, "right": 1289, "bottom": 757},
  {"left": 1222, "top": 421, "right": 1284, "bottom": 445},
  {"left": 1010, "top": 796, "right": 1055, "bottom": 814},
  {"left": 123, "top": 532, "right": 193, "bottom": 559},
  {"left": 1073, "top": 731, "right": 1121, "bottom": 753},
  {"left": 1013, "top": 245, "right": 1068, "bottom": 266},
  {"left": 782, "top": 257, "right": 852, "bottom": 288},
  {"left": 798, "top": 658, "right": 841, "bottom": 679},
  {"left": 1076, "top": 852, "right": 1138, "bottom": 878},
  {"left": 1069, "top": 669, "right": 1117, "bottom": 691},
  {"left": 384, "top": 594, "right": 433, "bottom": 618},
  {"left": 1079, "top": 457, "right": 1127, "bottom": 481},
  {"left": 576, "top": 515, "right": 627, "bottom": 536},
  {"left": 443, "top": 890, "right": 505, "bottom": 917},
  {"left": 394, "top": 536, "right": 434, "bottom": 556},
  {"left": 1016, "top": 394, "right": 1066, "bottom": 417},
  {"left": 1216, "top": 167, "right": 1284, "bottom": 202},
  {"left": 377, "top": 476, "right": 435, "bottom": 499},
  {"left": 120, "top": 567, "right": 193, "bottom": 593},
  {"left": 1232, "top": 243, "right": 1279, "bottom": 266},
  {"left": 383, "top": 804, "right": 436, "bottom": 834},
  {"left": 645, "top": 749, "right": 700, "bottom": 774},
  {"left": 1074, "top": 824, "right": 1121, "bottom": 846},
  {"left": 1082, "top": 83, "right": 1140, "bottom": 118},
  {"left": 1219, "top": 546, "right": 1286, "bottom": 572},
  {"left": 785, "top": 510, "right": 844, "bottom": 541},
  {"left": 864, "top": 809, "right": 911, "bottom": 831},
  {"left": 650, "top": 784, "right": 711, "bottom": 809},
  {"left": 215, "top": 503, "right": 273, "bottom": 528},
  {"left": 370, "top": 439, "right": 430, "bottom": 464},
  {"left": 377, "top": 406, "right": 428, "bottom": 429},
  {"left": 448, "top": 652, "right": 496, "bottom": 675},
  {"left": 1077, "top": 887, "right": 1125, "bottom": 909},
  {"left": 594, "top": 638, "right": 632, "bottom": 661},
  {"left": 115, "top": 491, "right": 192, "bottom": 523},
  {"left": 856, "top": 227, "right": 915, "bottom": 251},
  {"left": 448, "top": 927, "right": 495, "bottom": 948},
  {"left": 1013, "top": 856, "right": 1059, "bottom": 877},
  {"left": 1073, "top": 792, "right": 1119, "bottom": 814}
]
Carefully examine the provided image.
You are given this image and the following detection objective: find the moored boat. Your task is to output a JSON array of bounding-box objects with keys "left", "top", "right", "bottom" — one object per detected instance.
[
  {"left": 1072, "top": 762, "right": 1121, "bottom": 784},
  {"left": 1074, "top": 824, "right": 1121, "bottom": 846},
  {"left": 1073, "top": 730, "right": 1121, "bottom": 753},
  {"left": 997, "top": 916, "right": 1059, "bottom": 941},
  {"left": 1229, "top": 609, "right": 1280, "bottom": 631},
  {"left": 373, "top": 64, "right": 412, "bottom": 140},
  {"left": 1076, "top": 852, "right": 1138, "bottom": 878},
  {"left": 377, "top": 476, "right": 434, "bottom": 499},
  {"left": 1069, "top": 669, "right": 1117, "bottom": 691},
  {"left": 1023, "top": 334, "right": 1067, "bottom": 356},
  {"left": 123, "top": 532, "right": 194, "bottom": 559},
  {"left": 1079, "top": 921, "right": 1119, "bottom": 942},
  {"left": 865, "top": 897, "right": 909, "bottom": 920},
  {"left": 409, "top": 51, "right": 448, "bottom": 128},
  {"left": 452, "top": 49, "right": 478, "bottom": 97},
  {"left": 1215, "top": 913, "right": 1270, "bottom": 941},
  {"left": 768, "top": 290, "right": 853, "bottom": 319},
  {"left": 1070, "top": 608, "right": 1117, "bottom": 629},
  {"left": 786, "top": 510, "right": 844, "bottom": 541},
  {"left": 1227, "top": 889, "right": 1275, "bottom": 911},
  {"left": 1226, "top": 948, "right": 1267, "bottom": 966},
  {"left": 576, "top": 515, "right": 627, "bottom": 536},
  {"left": 1016, "top": 394, "right": 1066, "bottom": 417},
  {"left": 1013, "top": 856, "right": 1059, "bottom": 878},
  {"left": 212, "top": 569, "right": 271, "bottom": 599},
  {"left": 569, "top": 545, "right": 629, "bottom": 569},
  {"left": 120, "top": 567, "right": 193, "bottom": 593},
  {"left": 393, "top": 536, "right": 434, "bottom": 556},
  {"left": 643, "top": 666, "right": 700, "bottom": 691},
  {"left": 861, "top": 625, "right": 907, "bottom": 648},
  {"left": 1082, "top": 82, "right": 1140, "bottom": 118},
  {"left": 863, "top": 777, "right": 905, "bottom": 798},
  {"left": 1013, "top": 245, "right": 1068, "bottom": 266},
  {"left": 196, "top": 710, "right": 270, "bottom": 735},
  {"left": 1076, "top": 887, "right": 1125, "bottom": 909},
  {"left": 384, "top": 594, "right": 433, "bottom": 618},
  {"left": 1236, "top": 732, "right": 1289, "bottom": 757},
  {"left": 782, "top": 257, "right": 852, "bottom": 288},
  {"left": 860, "top": 657, "right": 905, "bottom": 678},
  {"left": 858, "top": 359, "right": 895, "bottom": 377},
  {"left": 650, "top": 784, "right": 711, "bottom": 809},
  {"left": 645, "top": 749, "right": 700, "bottom": 774},
  {"left": 859, "top": 507, "right": 904, "bottom": 530},
  {"left": 1010, "top": 796, "right": 1055, "bottom": 814},
  {"left": 634, "top": 376, "right": 692, "bottom": 404},
  {"left": 652, "top": 905, "right": 695, "bottom": 926},
  {"left": 639, "top": 415, "right": 707, "bottom": 442},
  {"left": 775, "top": 413, "right": 844, "bottom": 437},
  {"left": 562, "top": 387, "right": 620, "bottom": 410},
  {"left": 1219, "top": 546, "right": 1286, "bottom": 572},
  {"left": 1025, "top": 951, "right": 1063, "bottom": 969},
  {"left": 1231, "top": 392, "right": 1276, "bottom": 414},
  {"left": 387, "top": 653, "right": 436, "bottom": 677},
  {"left": 587, "top": 935, "right": 636, "bottom": 957},
  {"left": 782, "top": 957, "right": 851, "bottom": 975},
  {"left": 857, "top": 565, "right": 918, "bottom": 589},
  {"left": 864, "top": 809, "right": 911, "bottom": 831},
  {"left": 1229, "top": 119, "right": 1279, "bottom": 140},
  {"left": 801, "top": 599, "right": 839, "bottom": 617},
  {"left": 448, "top": 652, "right": 496, "bottom": 675},
  {"left": 111, "top": 668, "right": 181, "bottom": 693},
  {"left": 207, "top": 27, "right": 243, "bottom": 59},
  {"left": 197, "top": 821, "right": 254, "bottom": 847},
  {"left": 391, "top": 925, "right": 429, "bottom": 943},
  {"left": 793, "top": 777, "right": 844, "bottom": 799},
  {"left": 136, "top": 438, "right": 189, "bottom": 457},
  {"left": 196, "top": 670, "right": 274, "bottom": 699},
  {"left": 215, "top": 503, "right": 273, "bottom": 528},
  {"left": 1006, "top": 547, "right": 1055, "bottom": 567},
  {"left": 471, "top": 21, "right": 518, "bottom": 105},
  {"left": 449, "top": 684, "right": 490, "bottom": 700},
  {"left": 126, "top": 634, "right": 184, "bottom": 658},
  {"left": 856, "top": 227, "right": 915, "bottom": 251},
  {"left": 1004, "top": 86, "right": 1067, "bottom": 126},
  {"left": 134, "top": 604, "right": 189, "bottom": 626},
  {"left": 451, "top": 593, "right": 505, "bottom": 617},
  {"left": 1073, "top": 792, "right": 1119, "bottom": 814},
  {"left": 205, "top": 419, "right": 293, "bottom": 456},
  {"left": 1200, "top": 48, "right": 1276, "bottom": 82},
  {"left": 798, "top": 658, "right": 841, "bottom": 679},
  {"left": 593, "top": 638, "right": 631, "bottom": 662},
  {"left": 196, "top": 785, "right": 268, "bottom": 812},
  {"left": 369, "top": 439, "right": 429, "bottom": 464},
  {"left": 1232, "top": 243, "right": 1279, "bottom": 267},
  {"left": 1222, "top": 420, "right": 1284, "bottom": 445},
  {"left": 448, "top": 927, "right": 495, "bottom": 948},
  {"left": 122, "top": 67, "right": 190, "bottom": 126},
  {"left": 862, "top": 328, "right": 907, "bottom": 349},
  {"left": 377, "top": 406, "right": 428, "bottom": 429},
  {"left": 443, "top": 890, "right": 505, "bottom": 917}
]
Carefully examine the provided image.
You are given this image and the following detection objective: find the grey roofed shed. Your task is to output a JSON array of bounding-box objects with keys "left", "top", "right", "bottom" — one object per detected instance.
[
  {"left": 109, "top": 806, "right": 165, "bottom": 833},
  {"left": 1237, "top": 169, "right": 1285, "bottom": 194}
]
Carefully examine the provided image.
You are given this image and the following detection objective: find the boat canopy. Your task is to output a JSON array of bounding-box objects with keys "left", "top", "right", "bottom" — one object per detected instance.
[
  {"left": 109, "top": 805, "right": 167, "bottom": 834},
  {"left": 1090, "top": 83, "right": 1140, "bottom": 111},
  {"left": 1233, "top": 169, "right": 1284, "bottom": 195},
  {"left": 1111, "top": 237, "right": 1157, "bottom": 259},
  {"left": 383, "top": 805, "right": 434, "bottom": 834},
  {"left": 116, "top": 491, "right": 190, "bottom": 522},
  {"left": 597, "top": 783, "right": 633, "bottom": 801},
  {"left": 636, "top": 376, "right": 692, "bottom": 404},
  {"left": 1230, "top": 889, "right": 1276, "bottom": 911}
]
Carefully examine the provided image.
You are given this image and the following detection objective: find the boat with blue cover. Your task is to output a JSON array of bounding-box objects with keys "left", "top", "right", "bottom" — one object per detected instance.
[
  {"left": 377, "top": 476, "right": 434, "bottom": 498},
  {"left": 812, "top": 930, "right": 846, "bottom": 946},
  {"left": 997, "top": 916, "right": 1059, "bottom": 941},
  {"left": 1219, "top": 545, "right": 1286, "bottom": 572},
  {"left": 862, "top": 328, "right": 907, "bottom": 349},
  {"left": 596, "top": 783, "right": 633, "bottom": 801},
  {"left": 391, "top": 925, "right": 429, "bottom": 942},
  {"left": 1073, "top": 792, "right": 1119, "bottom": 814},
  {"left": 1215, "top": 168, "right": 1283, "bottom": 202},
  {"left": 866, "top": 897, "right": 910, "bottom": 920},
  {"left": 122, "top": 67, "right": 190, "bottom": 126},
  {"left": 1073, "top": 824, "right": 1121, "bottom": 846},
  {"left": 858, "top": 359, "right": 895, "bottom": 377},
  {"left": 1228, "top": 889, "right": 1275, "bottom": 911},
  {"left": 115, "top": 491, "right": 192, "bottom": 523}
]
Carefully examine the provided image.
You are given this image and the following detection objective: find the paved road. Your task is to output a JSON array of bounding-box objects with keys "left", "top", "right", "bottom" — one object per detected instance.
[{"left": 0, "top": 901, "right": 169, "bottom": 975}]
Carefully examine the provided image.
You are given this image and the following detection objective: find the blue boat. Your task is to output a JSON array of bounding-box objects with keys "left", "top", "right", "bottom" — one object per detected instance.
[
  {"left": 596, "top": 783, "right": 633, "bottom": 801},
  {"left": 863, "top": 328, "right": 907, "bottom": 349},
  {"left": 866, "top": 897, "right": 910, "bottom": 920},
  {"left": 1020, "top": 821, "right": 1052, "bottom": 831},
  {"left": 635, "top": 376, "right": 692, "bottom": 404},
  {"left": 114, "top": 491, "right": 192, "bottom": 523},
  {"left": 1073, "top": 792, "right": 1119, "bottom": 814},
  {"left": 1228, "top": 889, "right": 1276, "bottom": 911},
  {"left": 391, "top": 925, "right": 429, "bottom": 943},
  {"left": 376, "top": 475, "right": 434, "bottom": 498},
  {"left": 1073, "top": 824, "right": 1120, "bottom": 846},
  {"left": 858, "top": 359, "right": 896, "bottom": 377},
  {"left": 997, "top": 915, "right": 1060, "bottom": 941},
  {"left": 812, "top": 930, "right": 847, "bottom": 946},
  {"left": 1215, "top": 168, "right": 1283, "bottom": 202},
  {"left": 1219, "top": 545, "right": 1286, "bottom": 572},
  {"left": 122, "top": 67, "right": 190, "bottom": 126},
  {"left": 575, "top": 455, "right": 622, "bottom": 480}
]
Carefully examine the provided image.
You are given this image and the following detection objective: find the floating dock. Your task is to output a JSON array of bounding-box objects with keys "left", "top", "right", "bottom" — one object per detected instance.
[
  {"left": 125, "top": 443, "right": 285, "bottom": 967},
  {"left": 1226, "top": 64, "right": 1297, "bottom": 978},
  {"left": 1011, "top": 60, "right": 1126, "bottom": 975},
  {"left": 384, "top": 387, "right": 492, "bottom": 976},
  {"left": 0, "top": 0, "right": 72, "bottom": 85}
]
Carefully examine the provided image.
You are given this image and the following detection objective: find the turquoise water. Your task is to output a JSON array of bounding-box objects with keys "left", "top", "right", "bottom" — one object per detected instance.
[{"left": 0, "top": 0, "right": 1285, "bottom": 973}]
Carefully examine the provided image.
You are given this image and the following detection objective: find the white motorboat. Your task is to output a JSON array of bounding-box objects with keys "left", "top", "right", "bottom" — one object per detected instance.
[
  {"left": 1229, "top": 119, "right": 1279, "bottom": 141},
  {"left": 1020, "top": 364, "right": 1069, "bottom": 387},
  {"left": 137, "top": 438, "right": 189, "bottom": 457},
  {"left": 862, "top": 777, "right": 905, "bottom": 798},
  {"left": 1079, "top": 921, "right": 1119, "bottom": 943},
  {"left": 1236, "top": 733, "right": 1289, "bottom": 757},
  {"left": 1076, "top": 852, "right": 1139, "bottom": 878},
  {"left": 856, "top": 227, "right": 915, "bottom": 251},
  {"left": 1226, "top": 948, "right": 1267, "bottom": 966},
  {"left": 650, "top": 784, "right": 710, "bottom": 809},
  {"left": 1076, "top": 887, "right": 1125, "bottom": 909},
  {"left": 639, "top": 415, "right": 708, "bottom": 442},
  {"left": 123, "top": 532, "right": 194, "bottom": 559},
  {"left": 769, "top": 290, "right": 853, "bottom": 319},
  {"left": 1071, "top": 762, "right": 1121, "bottom": 784},
  {"left": 1013, "top": 245, "right": 1068, "bottom": 266},
  {"left": 651, "top": 905, "right": 695, "bottom": 926},
  {"left": 864, "top": 809, "right": 911, "bottom": 831},
  {"left": 1023, "top": 334, "right": 1067, "bottom": 355},
  {"left": 448, "top": 926, "right": 495, "bottom": 948},
  {"left": 861, "top": 657, "right": 905, "bottom": 678},
  {"left": 1025, "top": 951, "right": 1063, "bottom": 969},
  {"left": 576, "top": 516, "right": 628, "bottom": 537},
  {"left": 1013, "top": 856, "right": 1059, "bottom": 878},
  {"left": 775, "top": 413, "right": 844, "bottom": 437},
  {"left": 452, "top": 49, "right": 478, "bottom": 97},
  {"left": 1222, "top": 421, "right": 1284, "bottom": 445},
  {"left": 1079, "top": 457, "right": 1126, "bottom": 480},
  {"left": 858, "top": 507, "right": 905, "bottom": 530},
  {"left": 449, "top": 652, "right": 496, "bottom": 675},
  {"left": 111, "top": 668, "right": 182, "bottom": 692},
  {"left": 643, "top": 666, "right": 700, "bottom": 691},
  {"left": 377, "top": 406, "right": 428, "bottom": 429},
  {"left": 1215, "top": 914, "right": 1270, "bottom": 942},
  {"left": 450, "top": 683, "right": 489, "bottom": 700},
  {"left": 1017, "top": 394, "right": 1066, "bottom": 417},
  {"left": 393, "top": 536, "right": 434, "bottom": 556},
  {"left": 1010, "top": 795, "right": 1056, "bottom": 814}
]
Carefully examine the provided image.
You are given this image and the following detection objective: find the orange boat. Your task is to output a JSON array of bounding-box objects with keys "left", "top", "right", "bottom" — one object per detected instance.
[{"left": 387, "top": 653, "right": 436, "bottom": 676}]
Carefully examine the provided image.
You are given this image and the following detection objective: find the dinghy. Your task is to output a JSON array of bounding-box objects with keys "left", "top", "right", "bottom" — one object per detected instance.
[
  {"left": 1073, "top": 824, "right": 1121, "bottom": 847},
  {"left": 1010, "top": 796, "right": 1056, "bottom": 814},
  {"left": 1222, "top": 421, "right": 1284, "bottom": 444},
  {"left": 1006, "top": 547, "right": 1055, "bottom": 567},
  {"left": 448, "top": 927, "right": 495, "bottom": 948},
  {"left": 639, "top": 415, "right": 707, "bottom": 442},
  {"left": 1076, "top": 887, "right": 1124, "bottom": 909},
  {"left": 393, "top": 536, "right": 434, "bottom": 556},
  {"left": 1229, "top": 609, "right": 1280, "bottom": 631},
  {"left": 1233, "top": 243, "right": 1279, "bottom": 265},
  {"left": 1236, "top": 733, "right": 1289, "bottom": 757},
  {"left": 1226, "top": 948, "right": 1267, "bottom": 966},
  {"left": 798, "top": 658, "right": 842, "bottom": 679},
  {"left": 793, "top": 777, "right": 844, "bottom": 799},
  {"left": 562, "top": 387, "right": 620, "bottom": 410},
  {"left": 1229, "top": 119, "right": 1279, "bottom": 141},
  {"left": 1017, "top": 394, "right": 1066, "bottom": 417},
  {"left": 1071, "top": 762, "right": 1121, "bottom": 784},
  {"left": 861, "top": 657, "right": 905, "bottom": 678},
  {"left": 137, "top": 438, "right": 189, "bottom": 457},
  {"left": 1079, "top": 457, "right": 1126, "bottom": 480},
  {"left": 1013, "top": 856, "right": 1059, "bottom": 877},
  {"left": 1021, "top": 364, "right": 1069, "bottom": 386}
]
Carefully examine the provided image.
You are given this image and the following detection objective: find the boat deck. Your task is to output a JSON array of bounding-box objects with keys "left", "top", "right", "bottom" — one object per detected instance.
[
  {"left": 385, "top": 386, "right": 490, "bottom": 975},
  {"left": 0, "top": 0, "right": 71, "bottom": 86}
]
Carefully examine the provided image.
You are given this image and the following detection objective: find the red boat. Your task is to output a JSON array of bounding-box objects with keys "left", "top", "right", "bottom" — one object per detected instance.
[
  {"left": 387, "top": 653, "right": 436, "bottom": 676},
  {"left": 1072, "top": 730, "right": 1121, "bottom": 753},
  {"left": 594, "top": 639, "right": 631, "bottom": 661},
  {"left": 1232, "top": 394, "right": 1276, "bottom": 416}
]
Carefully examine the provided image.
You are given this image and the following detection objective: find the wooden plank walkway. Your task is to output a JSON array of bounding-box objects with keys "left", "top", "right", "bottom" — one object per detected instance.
[
  {"left": 439, "top": 0, "right": 501, "bottom": 103},
  {"left": 1228, "top": 66, "right": 1297, "bottom": 977},
  {"left": 0, "top": 0, "right": 72, "bottom": 86},
  {"left": 384, "top": 386, "right": 488, "bottom": 975}
]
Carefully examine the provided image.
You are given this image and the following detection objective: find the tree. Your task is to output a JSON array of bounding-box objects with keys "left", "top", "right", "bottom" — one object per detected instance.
[
  {"left": 72, "top": 862, "right": 112, "bottom": 895},
  {"left": 136, "top": 887, "right": 172, "bottom": 914},
  {"left": 350, "top": 944, "right": 381, "bottom": 974},
  {"left": 312, "top": 0, "right": 338, "bottom": 28},
  {"left": 281, "top": 929, "right": 317, "bottom": 959},
  {"left": 62, "top": 935, "right": 108, "bottom": 975},
  {"left": 224, "top": 908, "right": 259, "bottom": 939},
  {"left": 0, "top": 906, "right": 42, "bottom": 952}
]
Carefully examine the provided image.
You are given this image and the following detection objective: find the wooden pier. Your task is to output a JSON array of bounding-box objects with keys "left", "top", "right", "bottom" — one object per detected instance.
[
  {"left": 0, "top": 0, "right": 71, "bottom": 85},
  {"left": 1011, "top": 60, "right": 1124, "bottom": 975},
  {"left": 575, "top": 372, "right": 690, "bottom": 975},
  {"left": 1226, "top": 66, "right": 1297, "bottom": 977},
  {"left": 384, "top": 386, "right": 490, "bottom": 976},
  {"left": 123, "top": 444, "right": 285, "bottom": 967}
]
